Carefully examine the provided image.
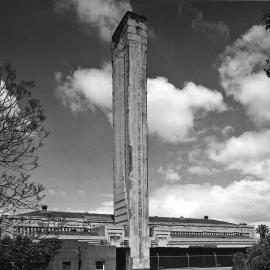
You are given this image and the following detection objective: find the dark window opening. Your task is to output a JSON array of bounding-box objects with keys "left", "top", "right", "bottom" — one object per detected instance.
[
  {"left": 62, "top": 261, "right": 71, "bottom": 270},
  {"left": 96, "top": 261, "right": 105, "bottom": 270}
]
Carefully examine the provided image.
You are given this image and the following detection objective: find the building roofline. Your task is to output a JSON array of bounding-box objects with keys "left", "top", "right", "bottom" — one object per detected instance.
[{"left": 15, "top": 210, "right": 251, "bottom": 227}]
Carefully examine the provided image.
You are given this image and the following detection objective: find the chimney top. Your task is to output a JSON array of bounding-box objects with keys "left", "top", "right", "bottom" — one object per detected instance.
[
  {"left": 41, "top": 205, "right": 48, "bottom": 211},
  {"left": 112, "top": 11, "right": 147, "bottom": 46},
  {"left": 204, "top": 215, "right": 209, "bottom": 220}
]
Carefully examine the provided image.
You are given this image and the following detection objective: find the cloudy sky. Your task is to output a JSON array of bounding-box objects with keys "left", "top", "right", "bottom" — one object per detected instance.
[{"left": 1, "top": 0, "right": 270, "bottom": 225}]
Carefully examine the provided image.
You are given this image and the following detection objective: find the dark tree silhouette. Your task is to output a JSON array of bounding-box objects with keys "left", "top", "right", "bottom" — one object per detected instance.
[
  {"left": 0, "top": 63, "right": 48, "bottom": 171},
  {"left": 0, "top": 173, "right": 43, "bottom": 216},
  {"left": 0, "top": 235, "right": 62, "bottom": 270},
  {"left": 264, "top": 8, "right": 270, "bottom": 31},
  {"left": 256, "top": 224, "right": 269, "bottom": 240},
  {"left": 233, "top": 225, "right": 270, "bottom": 270},
  {"left": 263, "top": 8, "right": 270, "bottom": 77},
  {"left": 0, "top": 63, "right": 48, "bottom": 233}
]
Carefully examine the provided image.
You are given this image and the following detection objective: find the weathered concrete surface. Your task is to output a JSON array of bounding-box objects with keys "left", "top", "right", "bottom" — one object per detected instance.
[
  {"left": 47, "top": 240, "right": 79, "bottom": 270},
  {"left": 112, "top": 11, "right": 149, "bottom": 269},
  {"left": 150, "top": 222, "right": 256, "bottom": 248},
  {"left": 80, "top": 244, "right": 116, "bottom": 270}
]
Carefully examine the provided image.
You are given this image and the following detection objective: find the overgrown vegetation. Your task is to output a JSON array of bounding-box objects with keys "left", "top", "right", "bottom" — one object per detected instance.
[
  {"left": 233, "top": 224, "right": 270, "bottom": 270},
  {"left": 0, "top": 235, "right": 62, "bottom": 270}
]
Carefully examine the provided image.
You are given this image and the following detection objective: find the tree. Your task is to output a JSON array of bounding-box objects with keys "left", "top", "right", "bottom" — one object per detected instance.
[
  {"left": 0, "top": 235, "right": 62, "bottom": 270},
  {"left": 263, "top": 8, "right": 270, "bottom": 77},
  {"left": 233, "top": 225, "right": 270, "bottom": 270},
  {"left": 0, "top": 64, "right": 61, "bottom": 270},
  {"left": 247, "top": 235, "right": 270, "bottom": 270},
  {"left": 0, "top": 63, "right": 48, "bottom": 171},
  {"left": 0, "top": 63, "right": 48, "bottom": 233},
  {"left": 233, "top": 252, "right": 249, "bottom": 270},
  {"left": 256, "top": 224, "right": 269, "bottom": 240}
]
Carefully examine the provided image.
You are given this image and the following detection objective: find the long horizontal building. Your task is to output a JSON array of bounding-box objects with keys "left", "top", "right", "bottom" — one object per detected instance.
[
  {"left": 3, "top": 207, "right": 256, "bottom": 270},
  {"left": 11, "top": 209, "right": 255, "bottom": 248}
]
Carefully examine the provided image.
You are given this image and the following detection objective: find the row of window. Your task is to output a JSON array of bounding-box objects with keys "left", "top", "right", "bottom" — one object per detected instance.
[
  {"left": 170, "top": 231, "right": 250, "bottom": 238},
  {"left": 14, "top": 226, "right": 250, "bottom": 239},
  {"left": 15, "top": 226, "right": 93, "bottom": 234}
]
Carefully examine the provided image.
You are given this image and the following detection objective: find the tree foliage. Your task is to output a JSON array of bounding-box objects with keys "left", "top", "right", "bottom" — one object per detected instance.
[
  {"left": 256, "top": 224, "right": 270, "bottom": 240},
  {"left": 0, "top": 173, "right": 43, "bottom": 215},
  {"left": 233, "top": 224, "right": 270, "bottom": 270},
  {"left": 264, "top": 8, "right": 270, "bottom": 32},
  {"left": 0, "top": 63, "right": 48, "bottom": 171},
  {"left": 0, "top": 235, "right": 62, "bottom": 270},
  {"left": 263, "top": 8, "right": 270, "bottom": 77},
  {"left": 0, "top": 63, "right": 48, "bottom": 232},
  {"left": 233, "top": 252, "right": 249, "bottom": 270}
]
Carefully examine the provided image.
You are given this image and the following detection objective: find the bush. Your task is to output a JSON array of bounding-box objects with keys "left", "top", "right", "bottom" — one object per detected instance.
[{"left": 233, "top": 252, "right": 249, "bottom": 270}]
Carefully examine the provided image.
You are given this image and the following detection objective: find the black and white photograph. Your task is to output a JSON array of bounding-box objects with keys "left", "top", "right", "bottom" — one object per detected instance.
[{"left": 1, "top": 0, "right": 270, "bottom": 269}]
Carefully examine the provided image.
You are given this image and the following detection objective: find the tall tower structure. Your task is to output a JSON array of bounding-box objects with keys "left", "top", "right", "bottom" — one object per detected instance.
[{"left": 112, "top": 12, "right": 149, "bottom": 270}]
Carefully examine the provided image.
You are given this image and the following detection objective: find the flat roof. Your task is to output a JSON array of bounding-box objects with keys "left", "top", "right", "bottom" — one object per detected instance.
[{"left": 19, "top": 211, "right": 236, "bottom": 226}]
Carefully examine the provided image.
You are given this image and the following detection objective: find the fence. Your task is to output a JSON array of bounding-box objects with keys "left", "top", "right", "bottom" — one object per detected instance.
[{"left": 150, "top": 254, "right": 233, "bottom": 269}]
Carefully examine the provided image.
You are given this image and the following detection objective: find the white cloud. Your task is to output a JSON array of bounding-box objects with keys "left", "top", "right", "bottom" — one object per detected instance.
[
  {"left": 54, "top": 0, "right": 132, "bottom": 41},
  {"left": 0, "top": 80, "right": 20, "bottom": 117},
  {"left": 91, "top": 200, "right": 113, "bottom": 214},
  {"left": 188, "top": 166, "right": 218, "bottom": 175},
  {"left": 188, "top": 147, "right": 204, "bottom": 164},
  {"left": 218, "top": 25, "right": 270, "bottom": 125},
  {"left": 56, "top": 67, "right": 226, "bottom": 143},
  {"left": 91, "top": 177, "right": 270, "bottom": 224},
  {"left": 178, "top": 1, "right": 230, "bottom": 42},
  {"left": 77, "top": 189, "right": 86, "bottom": 196},
  {"left": 158, "top": 166, "right": 181, "bottom": 183},
  {"left": 101, "top": 193, "right": 113, "bottom": 198},
  {"left": 221, "top": 125, "right": 234, "bottom": 137},
  {"left": 147, "top": 77, "right": 226, "bottom": 143},
  {"left": 209, "top": 129, "right": 270, "bottom": 179},
  {"left": 47, "top": 189, "right": 67, "bottom": 197},
  {"left": 59, "top": 191, "right": 67, "bottom": 197},
  {"left": 191, "top": 9, "right": 230, "bottom": 42},
  {"left": 55, "top": 63, "right": 112, "bottom": 121},
  {"left": 150, "top": 179, "right": 270, "bottom": 223},
  {"left": 47, "top": 189, "right": 56, "bottom": 196}
]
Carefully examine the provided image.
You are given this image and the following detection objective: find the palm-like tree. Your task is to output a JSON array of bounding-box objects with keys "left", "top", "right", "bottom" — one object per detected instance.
[{"left": 256, "top": 224, "right": 269, "bottom": 239}]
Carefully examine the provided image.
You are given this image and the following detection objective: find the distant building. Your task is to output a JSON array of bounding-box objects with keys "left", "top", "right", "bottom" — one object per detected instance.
[{"left": 3, "top": 208, "right": 256, "bottom": 270}]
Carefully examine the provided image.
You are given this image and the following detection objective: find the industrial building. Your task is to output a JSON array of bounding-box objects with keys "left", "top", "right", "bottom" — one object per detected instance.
[
  {"left": 5, "top": 207, "right": 256, "bottom": 270},
  {"left": 2, "top": 11, "right": 257, "bottom": 270}
]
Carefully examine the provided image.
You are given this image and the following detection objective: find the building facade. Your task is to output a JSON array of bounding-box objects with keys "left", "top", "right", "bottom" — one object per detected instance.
[{"left": 3, "top": 208, "right": 256, "bottom": 270}]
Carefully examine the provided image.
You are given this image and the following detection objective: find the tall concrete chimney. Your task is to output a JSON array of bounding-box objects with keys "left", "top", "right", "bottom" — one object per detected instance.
[{"left": 112, "top": 11, "right": 149, "bottom": 270}]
